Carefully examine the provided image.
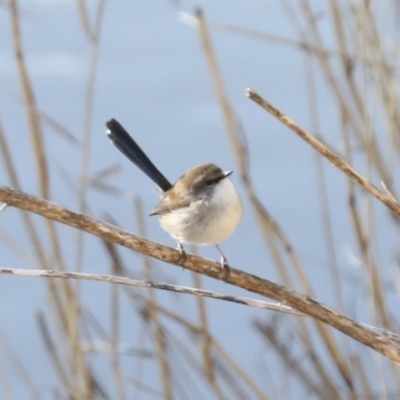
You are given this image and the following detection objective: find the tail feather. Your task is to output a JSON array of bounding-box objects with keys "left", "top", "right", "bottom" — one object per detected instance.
[{"left": 106, "top": 119, "right": 172, "bottom": 192}]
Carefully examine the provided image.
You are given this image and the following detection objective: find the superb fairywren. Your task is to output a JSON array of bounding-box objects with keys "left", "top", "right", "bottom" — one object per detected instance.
[{"left": 106, "top": 119, "right": 242, "bottom": 276}]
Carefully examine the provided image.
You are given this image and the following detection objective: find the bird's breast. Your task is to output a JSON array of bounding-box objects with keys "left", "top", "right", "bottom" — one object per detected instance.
[{"left": 159, "top": 178, "right": 242, "bottom": 245}]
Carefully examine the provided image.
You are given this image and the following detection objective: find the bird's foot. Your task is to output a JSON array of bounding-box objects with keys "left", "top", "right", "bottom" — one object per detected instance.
[
  {"left": 177, "top": 242, "right": 187, "bottom": 268},
  {"left": 220, "top": 256, "right": 230, "bottom": 280},
  {"left": 215, "top": 245, "right": 230, "bottom": 280}
]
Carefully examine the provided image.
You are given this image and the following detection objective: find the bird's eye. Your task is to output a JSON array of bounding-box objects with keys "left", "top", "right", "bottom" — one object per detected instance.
[{"left": 206, "top": 180, "right": 214, "bottom": 186}]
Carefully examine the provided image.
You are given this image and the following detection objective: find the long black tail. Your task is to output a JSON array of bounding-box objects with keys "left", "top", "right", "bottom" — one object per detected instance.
[{"left": 106, "top": 119, "right": 172, "bottom": 192}]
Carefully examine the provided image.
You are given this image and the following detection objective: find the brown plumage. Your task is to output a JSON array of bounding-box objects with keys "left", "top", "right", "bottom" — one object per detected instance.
[{"left": 150, "top": 164, "right": 228, "bottom": 216}]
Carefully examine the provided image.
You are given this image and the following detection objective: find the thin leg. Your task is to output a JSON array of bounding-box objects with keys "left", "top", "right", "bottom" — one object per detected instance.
[
  {"left": 177, "top": 240, "right": 187, "bottom": 266},
  {"left": 215, "top": 244, "right": 230, "bottom": 279}
]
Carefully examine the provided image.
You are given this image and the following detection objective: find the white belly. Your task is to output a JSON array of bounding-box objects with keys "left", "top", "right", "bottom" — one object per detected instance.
[{"left": 159, "top": 178, "right": 242, "bottom": 245}]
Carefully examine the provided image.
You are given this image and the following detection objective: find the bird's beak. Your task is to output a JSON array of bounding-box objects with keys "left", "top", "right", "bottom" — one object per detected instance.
[{"left": 223, "top": 170, "right": 233, "bottom": 178}]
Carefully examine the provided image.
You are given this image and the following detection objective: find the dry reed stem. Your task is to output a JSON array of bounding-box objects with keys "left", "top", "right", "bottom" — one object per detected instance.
[
  {"left": 9, "top": 1, "right": 91, "bottom": 394},
  {"left": 0, "top": 267, "right": 302, "bottom": 315},
  {"left": 195, "top": 8, "right": 314, "bottom": 300},
  {"left": 246, "top": 89, "right": 400, "bottom": 216},
  {"left": 0, "top": 185, "right": 400, "bottom": 362},
  {"left": 195, "top": 9, "right": 352, "bottom": 391},
  {"left": 110, "top": 281, "right": 126, "bottom": 400},
  {"left": 101, "top": 248, "right": 271, "bottom": 399},
  {"left": 254, "top": 319, "right": 338, "bottom": 398},
  {"left": 135, "top": 198, "right": 173, "bottom": 400},
  {"left": 192, "top": 271, "right": 227, "bottom": 400},
  {"left": 36, "top": 312, "right": 71, "bottom": 391},
  {"left": 0, "top": 327, "right": 40, "bottom": 398},
  {"left": 301, "top": 37, "right": 354, "bottom": 389},
  {"left": 75, "top": 0, "right": 106, "bottom": 274}
]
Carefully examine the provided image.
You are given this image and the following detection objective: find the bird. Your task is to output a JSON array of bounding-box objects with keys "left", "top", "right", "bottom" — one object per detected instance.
[{"left": 105, "top": 118, "right": 242, "bottom": 277}]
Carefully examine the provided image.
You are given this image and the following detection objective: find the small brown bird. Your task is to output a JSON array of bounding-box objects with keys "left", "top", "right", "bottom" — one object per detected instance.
[{"left": 106, "top": 119, "right": 242, "bottom": 275}]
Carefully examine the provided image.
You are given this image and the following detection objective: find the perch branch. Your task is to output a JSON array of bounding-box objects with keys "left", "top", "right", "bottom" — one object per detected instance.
[{"left": 0, "top": 185, "right": 399, "bottom": 361}]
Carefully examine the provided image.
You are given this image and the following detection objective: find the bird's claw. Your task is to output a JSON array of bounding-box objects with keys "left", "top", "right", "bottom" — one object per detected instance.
[
  {"left": 177, "top": 242, "right": 187, "bottom": 269},
  {"left": 220, "top": 256, "right": 230, "bottom": 280}
]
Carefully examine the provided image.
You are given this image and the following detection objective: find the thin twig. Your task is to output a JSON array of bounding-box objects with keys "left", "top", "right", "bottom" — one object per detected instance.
[
  {"left": 246, "top": 88, "right": 400, "bottom": 216},
  {"left": 0, "top": 267, "right": 302, "bottom": 315}
]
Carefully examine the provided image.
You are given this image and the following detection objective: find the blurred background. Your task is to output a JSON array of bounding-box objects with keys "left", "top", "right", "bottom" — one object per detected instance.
[{"left": 1, "top": 0, "right": 400, "bottom": 398}]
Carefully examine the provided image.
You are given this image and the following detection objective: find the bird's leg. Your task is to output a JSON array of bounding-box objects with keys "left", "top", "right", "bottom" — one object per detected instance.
[
  {"left": 176, "top": 240, "right": 187, "bottom": 266},
  {"left": 215, "top": 244, "right": 230, "bottom": 279}
]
